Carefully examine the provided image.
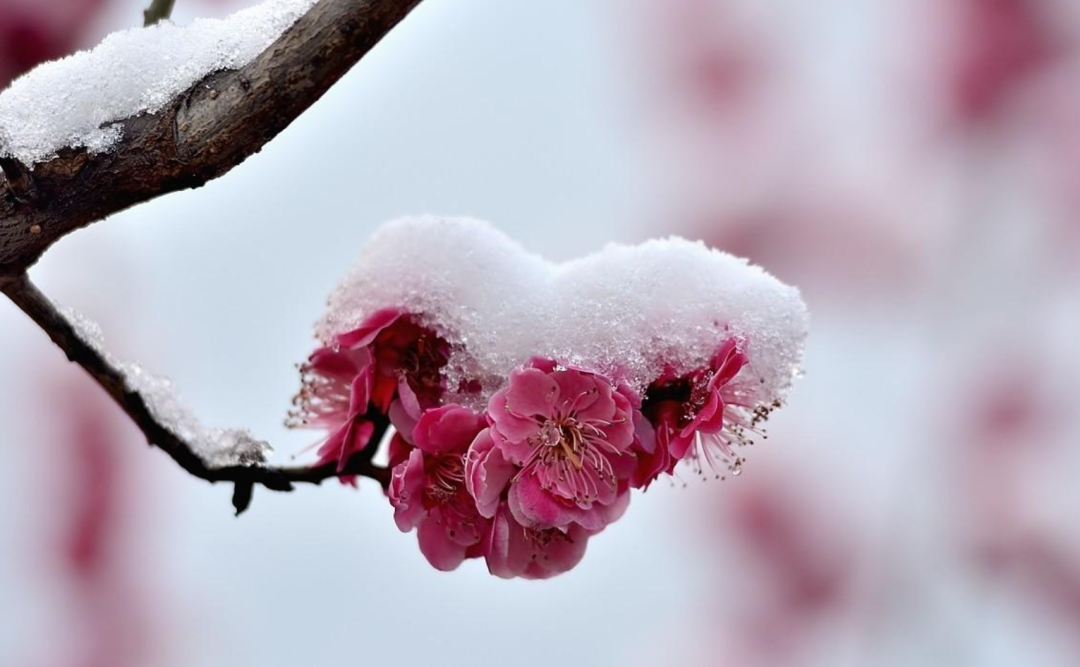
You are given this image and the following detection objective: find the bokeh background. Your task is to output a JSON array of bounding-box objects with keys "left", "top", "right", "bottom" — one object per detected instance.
[{"left": 3, "top": 0, "right": 1080, "bottom": 665}]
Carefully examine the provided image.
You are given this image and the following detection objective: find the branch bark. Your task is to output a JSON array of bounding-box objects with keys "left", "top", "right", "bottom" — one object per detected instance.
[
  {"left": 0, "top": 274, "right": 392, "bottom": 511},
  {"left": 0, "top": 0, "right": 423, "bottom": 276},
  {"left": 144, "top": 0, "right": 178, "bottom": 26}
]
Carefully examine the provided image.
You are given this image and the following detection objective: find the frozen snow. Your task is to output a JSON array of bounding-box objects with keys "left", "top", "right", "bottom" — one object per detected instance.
[
  {"left": 317, "top": 216, "right": 810, "bottom": 411},
  {"left": 0, "top": 0, "right": 317, "bottom": 166},
  {"left": 62, "top": 307, "right": 271, "bottom": 468}
]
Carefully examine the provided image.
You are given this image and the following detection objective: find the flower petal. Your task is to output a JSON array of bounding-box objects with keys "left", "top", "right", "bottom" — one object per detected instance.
[
  {"left": 508, "top": 473, "right": 578, "bottom": 529},
  {"left": 412, "top": 405, "right": 485, "bottom": 455},
  {"left": 389, "top": 449, "right": 427, "bottom": 531},
  {"left": 503, "top": 368, "right": 560, "bottom": 417},
  {"left": 417, "top": 517, "right": 469, "bottom": 571},
  {"left": 487, "top": 391, "right": 541, "bottom": 453},
  {"left": 466, "top": 429, "right": 517, "bottom": 518},
  {"left": 335, "top": 308, "right": 402, "bottom": 348}
]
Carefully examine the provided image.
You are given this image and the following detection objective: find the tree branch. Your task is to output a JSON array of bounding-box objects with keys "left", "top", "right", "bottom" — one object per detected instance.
[
  {"left": 0, "top": 0, "right": 419, "bottom": 512},
  {"left": 0, "top": 0, "right": 423, "bottom": 276},
  {"left": 0, "top": 157, "right": 36, "bottom": 204},
  {"left": 0, "top": 274, "right": 391, "bottom": 513},
  {"left": 144, "top": 0, "right": 178, "bottom": 26}
]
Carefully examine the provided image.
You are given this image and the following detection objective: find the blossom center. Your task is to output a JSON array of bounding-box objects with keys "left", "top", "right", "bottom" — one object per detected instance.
[
  {"left": 425, "top": 454, "right": 466, "bottom": 504},
  {"left": 518, "top": 410, "right": 621, "bottom": 505},
  {"left": 396, "top": 332, "right": 448, "bottom": 397},
  {"left": 523, "top": 524, "right": 576, "bottom": 551},
  {"left": 535, "top": 417, "right": 586, "bottom": 469}
]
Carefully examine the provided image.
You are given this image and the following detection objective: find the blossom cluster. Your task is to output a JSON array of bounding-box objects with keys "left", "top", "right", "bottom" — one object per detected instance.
[{"left": 290, "top": 308, "right": 769, "bottom": 579}]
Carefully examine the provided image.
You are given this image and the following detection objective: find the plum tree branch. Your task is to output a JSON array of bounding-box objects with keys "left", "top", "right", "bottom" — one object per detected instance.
[
  {"left": 0, "top": 0, "right": 424, "bottom": 276},
  {"left": 0, "top": 274, "right": 392, "bottom": 513},
  {"left": 0, "top": 0, "right": 422, "bottom": 511}
]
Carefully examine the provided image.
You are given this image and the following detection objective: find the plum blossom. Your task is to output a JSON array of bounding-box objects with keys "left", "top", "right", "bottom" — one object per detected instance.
[
  {"left": 473, "top": 359, "right": 637, "bottom": 533},
  {"left": 293, "top": 322, "right": 786, "bottom": 577},
  {"left": 638, "top": 339, "right": 758, "bottom": 485},
  {"left": 389, "top": 405, "right": 488, "bottom": 571},
  {"left": 294, "top": 301, "right": 794, "bottom": 578},
  {"left": 467, "top": 429, "right": 593, "bottom": 579},
  {"left": 483, "top": 504, "right": 591, "bottom": 580},
  {"left": 947, "top": 0, "right": 1057, "bottom": 127},
  {"left": 288, "top": 308, "right": 451, "bottom": 477}
]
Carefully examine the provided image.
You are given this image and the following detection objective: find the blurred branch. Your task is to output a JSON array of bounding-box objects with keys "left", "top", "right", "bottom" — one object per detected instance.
[
  {"left": 0, "top": 274, "right": 391, "bottom": 514},
  {"left": 144, "top": 0, "right": 177, "bottom": 26},
  {"left": 0, "top": 0, "right": 423, "bottom": 276}
]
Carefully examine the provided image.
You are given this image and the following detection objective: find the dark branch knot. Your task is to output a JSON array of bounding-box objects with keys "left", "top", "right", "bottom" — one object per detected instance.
[{"left": 0, "top": 156, "right": 38, "bottom": 204}]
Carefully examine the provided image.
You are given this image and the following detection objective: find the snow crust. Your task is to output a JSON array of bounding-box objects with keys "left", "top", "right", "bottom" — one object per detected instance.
[{"left": 318, "top": 216, "right": 810, "bottom": 410}]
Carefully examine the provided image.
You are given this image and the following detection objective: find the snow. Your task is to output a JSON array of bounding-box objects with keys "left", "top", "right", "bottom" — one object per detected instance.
[
  {"left": 318, "top": 216, "right": 810, "bottom": 410},
  {"left": 61, "top": 307, "right": 271, "bottom": 468},
  {"left": 0, "top": 0, "right": 318, "bottom": 166}
]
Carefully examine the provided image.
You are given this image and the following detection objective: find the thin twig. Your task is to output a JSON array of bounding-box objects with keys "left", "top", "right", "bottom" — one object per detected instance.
[
  {"left": 144, "top": 0, "right": 177, "bottom": 27},
  {"left": 0, "top": 274, "right": 391, "bottom": 513}
]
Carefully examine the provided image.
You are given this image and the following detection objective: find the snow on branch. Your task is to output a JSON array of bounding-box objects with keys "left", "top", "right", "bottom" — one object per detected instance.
[
  {"left": 0, "top": 0, "right": 423, "bottom": 276},
  {"left": 0, "top": 273, "right": 388, "bottom": 511},
  {"left": 0, "top": 275, "right": 392, "bottom": 513}
]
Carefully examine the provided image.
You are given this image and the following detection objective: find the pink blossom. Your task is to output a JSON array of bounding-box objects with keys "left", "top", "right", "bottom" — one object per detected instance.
[
  {"left": 389, "top": 405, "right": 489, "bottom": 571},
  {"left": 355, "top": 312, "right": 453, "bottom": 441},
  {"left": 479, "top": 359, "right": 637, "bottom": 532},
  {"left": 947, "top": 0, "right": 1056, "bottom": 127},
  {"left": 483, "top": 504, "right": 591, "bottom": 580},
  {"left": 466, "top": 428, "right": 595, "bottom": 578},
  {"left": 289, "top": 308, "right": 451, "bottom": 477},
  {"left": 639, "top": 339, "right": 754, "bottom": 484}
]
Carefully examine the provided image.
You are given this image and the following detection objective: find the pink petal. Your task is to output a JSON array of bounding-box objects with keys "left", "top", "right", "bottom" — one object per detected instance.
[
  {"left": 508, "top": 473, "right": 578, "bottom": 529},
  {"left": 316, "top": 417, "right": 375, "bottom": 472},
  {"left": 483, "top": 507, "right": 528, "bottom": 579},
  {"left": 308, "top": 346, "right": 365, "bottom": 379},
  {"left": 412, "top": 405, "right": 485, "bottom": 455},
  {"left": 681, "top": 391, "right": 723, "bottom": 439},
  {"left": 503, "top": 368, "right": 560, "bottom": 417},
  {"left": 466, "top": 429, "right": 516, "bottom": 518},
  {"left": 523, "top": 524, "right": 589, "bottom": 579},
  {"left": 630, "top": 412, "right": 670, "bottom": 490},
  {"left": 417, "top": 517, "right": 469, "bottom": 572},
  {"left": 710, "top": 340, "right": 747, "bottom": 389},
  {"left": 483, "top": 506, "right": 589, "bottom": 580},
  {"left": 335, "top": 308, "right": 402, "bottom": 348},
  {"left": 389, "top": 450, "right": 427, "bottom": 531},
  {"left": 589, "top": 484, "right": 631, "bottom": 531},
  {"left": 387, "top": 432, "right": 413, "bottom": 469},
  {"left": 552, "top": 369, "right": 604, "bottom": 417},
  {"left": 487, "top": 391, "right": 541, "bottom": 452},
  {"left": 388, "top": 399, "right": 419, "bottom": 444},
  {"left": 347, "top": 368, "right": 374, "bottom": 415}
]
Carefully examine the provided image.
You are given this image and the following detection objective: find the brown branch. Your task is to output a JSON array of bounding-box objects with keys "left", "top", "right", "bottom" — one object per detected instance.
[
  {"left": 0, "top": 0, "right": 419, "bottom": 512},
  {"left": 0, "top": 157, "right": 36, "bottom": 204},
  {"left": 1, "top": 274, "right": 391, "bottom": 514},
  {"left": 0, "top": 0, "right": 423, "bottom": 276},
  {"left": 144, "top": 0, "right": 178, "bottom": 26}
]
